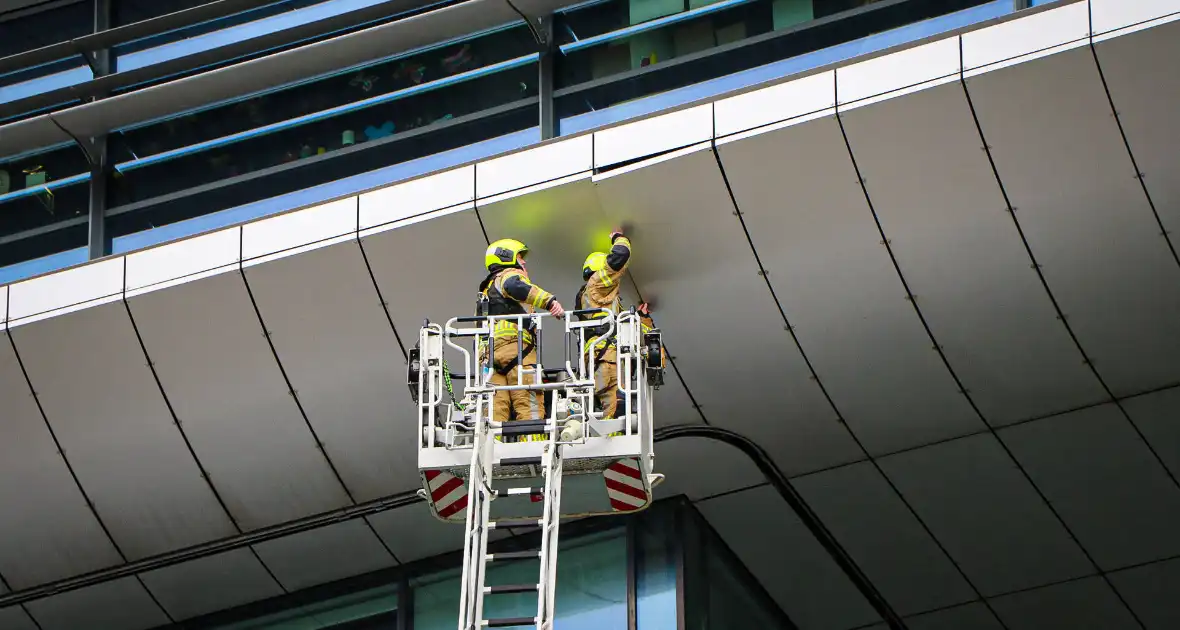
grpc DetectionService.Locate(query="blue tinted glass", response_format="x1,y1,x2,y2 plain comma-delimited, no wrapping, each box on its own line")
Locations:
636,506,679,630
555,0,999,127
0,144,91,275
412,529,627,629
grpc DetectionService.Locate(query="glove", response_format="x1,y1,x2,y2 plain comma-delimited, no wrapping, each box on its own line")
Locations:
610,228,624,243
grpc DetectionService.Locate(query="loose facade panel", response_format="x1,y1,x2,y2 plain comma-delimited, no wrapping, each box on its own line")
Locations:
593,145,862,476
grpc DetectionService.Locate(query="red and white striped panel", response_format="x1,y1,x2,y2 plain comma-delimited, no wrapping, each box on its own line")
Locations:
604,458,648,512
424,469,468,520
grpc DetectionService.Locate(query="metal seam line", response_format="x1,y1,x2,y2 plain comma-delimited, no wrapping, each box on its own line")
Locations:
956,43,1148,629
712,126,914,630
4,327,131,563
0,425,877,615
237,262,359,506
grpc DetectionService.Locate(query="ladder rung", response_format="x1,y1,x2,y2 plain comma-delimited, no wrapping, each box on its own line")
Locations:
499,456,542,467
499,487,542,497
484,617,538,627
486,550,540,562
490,518,542,529
485,583,538,595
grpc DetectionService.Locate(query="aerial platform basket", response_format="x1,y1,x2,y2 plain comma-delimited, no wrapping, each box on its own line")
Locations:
408,308,666,523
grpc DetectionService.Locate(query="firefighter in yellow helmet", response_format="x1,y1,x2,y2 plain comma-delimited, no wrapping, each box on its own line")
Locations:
573,228,644,420
479,239,565,437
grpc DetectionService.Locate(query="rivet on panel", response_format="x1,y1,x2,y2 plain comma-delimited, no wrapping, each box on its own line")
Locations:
879,239,891,246
904,295,914,302
1030,263,1042,270
1135,172,1145,180
808,374,818,382
757,270,768,277
958,388,970,395
732,210,743,216
783,325,794,332
289,389,299,397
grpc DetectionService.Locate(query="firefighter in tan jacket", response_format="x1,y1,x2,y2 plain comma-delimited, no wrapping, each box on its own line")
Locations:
479,239,564,435
573,229,654,420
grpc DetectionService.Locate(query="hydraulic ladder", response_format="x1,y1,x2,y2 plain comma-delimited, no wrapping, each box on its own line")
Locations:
410,308,666,630
457,413,563,630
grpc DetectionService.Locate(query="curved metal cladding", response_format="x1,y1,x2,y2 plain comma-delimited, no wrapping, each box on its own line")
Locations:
1,2,1180,628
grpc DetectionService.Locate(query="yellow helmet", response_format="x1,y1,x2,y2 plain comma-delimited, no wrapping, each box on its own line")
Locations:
486,238,529,271
582,252,607,280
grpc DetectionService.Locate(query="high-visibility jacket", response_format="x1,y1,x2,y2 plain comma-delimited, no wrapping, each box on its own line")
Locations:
479,267,556,345
575,235,632,362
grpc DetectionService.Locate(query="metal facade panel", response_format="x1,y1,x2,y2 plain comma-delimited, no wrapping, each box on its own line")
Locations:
24,578,169,630
966,48,1180,396
7,257,124,322
717,114,981,455
359,166,474,231
793,462,975,615
654,436,763,501
961,1,1090,71
990,577,1140,630
0,334,123,588
9,303,237,559
592,105,713,168
1093,20,1180,251
253,520,396,591
838,82,1105,425
125,272,352,530
905,603,1004,630
713,71,835,138
698,485,881,630
0,607,38,630
139,549,282,621
359,203,487,431
593,146,862,475
475,135,593,199
878,434,1091,596
367,504,508,564
1109,557,1180,630
361,206,487,350
241,197,358,261
837,38,961,106
124,228,241,293
1122,387,1180,479
242,241,410,501
999,404,1180,569
1091,0,1180,35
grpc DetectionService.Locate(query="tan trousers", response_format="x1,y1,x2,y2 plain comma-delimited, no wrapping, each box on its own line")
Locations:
486,338,546,441
595,360,619,419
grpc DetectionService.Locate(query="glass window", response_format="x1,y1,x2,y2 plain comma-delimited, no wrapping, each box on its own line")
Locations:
0,1,93,111
111,0,332,62
0,1,92,59
554,0,995,122
680,500,790,629
412,528,628,629
0,144,92,272
636,502,681,630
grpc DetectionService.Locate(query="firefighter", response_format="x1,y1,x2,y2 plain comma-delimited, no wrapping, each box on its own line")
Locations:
479,239,564,439
574,229,634,420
